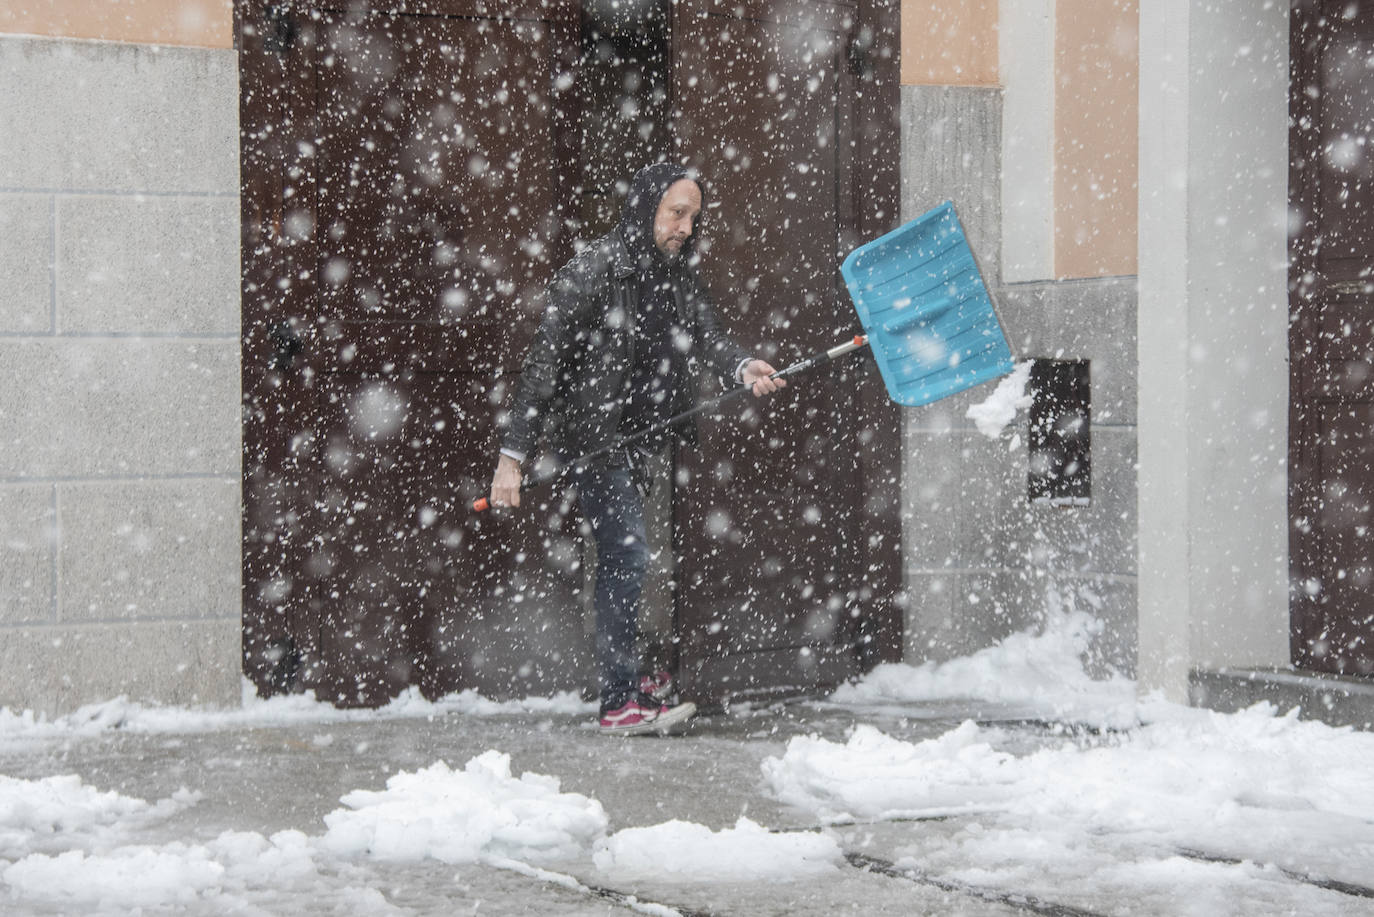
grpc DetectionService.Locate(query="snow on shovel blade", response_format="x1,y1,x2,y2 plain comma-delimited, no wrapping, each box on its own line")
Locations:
841,201,1014,407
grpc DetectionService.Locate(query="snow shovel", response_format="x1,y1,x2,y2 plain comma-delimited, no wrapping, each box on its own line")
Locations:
472,335,871,512
473,201,1013,511
840,200,1014,407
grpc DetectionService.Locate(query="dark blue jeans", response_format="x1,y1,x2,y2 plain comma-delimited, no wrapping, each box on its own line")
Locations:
570,460,649,711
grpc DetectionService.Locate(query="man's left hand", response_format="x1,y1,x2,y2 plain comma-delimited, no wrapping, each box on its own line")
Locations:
742,359,787,398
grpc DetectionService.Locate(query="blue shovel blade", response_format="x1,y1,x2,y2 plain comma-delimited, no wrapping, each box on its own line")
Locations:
841,202,1014,407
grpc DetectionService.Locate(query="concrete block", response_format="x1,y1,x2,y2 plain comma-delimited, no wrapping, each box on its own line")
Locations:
897,278,1138,437
909,569,1040,663
1024,428,1138,578
58,478,240,623
58,195,239,335
998,277,1138,426
959,569,1042,651
957,431,1028,572
901,570,957,663
0,484,55,625
900,84,1003,283
0,618,241,717
0,338,241,478
896,83,1140,675
901,428,963,569
0,35,238,193
1191,667,1374,730
903,398,964,435
907,425,1029,573
905,567,1136,677
0,194,52,333
1067,575,1138,679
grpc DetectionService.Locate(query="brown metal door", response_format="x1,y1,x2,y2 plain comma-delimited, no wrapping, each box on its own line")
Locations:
670,0,902,700
238,0,587,705
1290,0,1374,675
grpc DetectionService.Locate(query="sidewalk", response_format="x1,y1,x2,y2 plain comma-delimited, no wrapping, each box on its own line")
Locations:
0,698,1020,915
3,690,1372,916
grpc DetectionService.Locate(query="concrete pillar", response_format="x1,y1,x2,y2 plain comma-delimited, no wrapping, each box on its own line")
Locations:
1136,0,1290,700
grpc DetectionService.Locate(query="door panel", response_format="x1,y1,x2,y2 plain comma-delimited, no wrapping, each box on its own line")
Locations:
313,9,556,369
1310,403,1374,672
287,372,589,705
1290,0,1374,674
239,0,900,706
239,0,586,703
671,1,871,698
1316,31,1374,286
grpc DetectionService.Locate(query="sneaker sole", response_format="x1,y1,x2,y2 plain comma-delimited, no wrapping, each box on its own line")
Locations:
599,701,697,737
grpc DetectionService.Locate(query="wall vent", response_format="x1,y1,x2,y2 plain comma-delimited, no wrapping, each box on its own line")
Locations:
1028,359,1091,506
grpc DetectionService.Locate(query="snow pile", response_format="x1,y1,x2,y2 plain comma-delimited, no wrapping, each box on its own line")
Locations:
0,774,197,858
3,831,318,911
5,844,230,909
321,751,607,866
0,684,594,750
828,610,1136,728
321,753,845,885
761,722,1019,823
966,360,1032,439
762,702,1374,871
0,829,402,915
903,704,1374,907
1,752,614,911
0,774,358,914
594,817,841,881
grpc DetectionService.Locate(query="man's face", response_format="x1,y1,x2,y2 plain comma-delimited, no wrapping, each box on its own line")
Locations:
653,179,702,258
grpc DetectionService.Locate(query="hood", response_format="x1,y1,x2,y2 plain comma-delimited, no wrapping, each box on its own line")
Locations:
618,162,703,263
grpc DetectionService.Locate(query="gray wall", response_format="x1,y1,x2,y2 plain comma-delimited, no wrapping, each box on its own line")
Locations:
898,85,1139,676
0,35,242,715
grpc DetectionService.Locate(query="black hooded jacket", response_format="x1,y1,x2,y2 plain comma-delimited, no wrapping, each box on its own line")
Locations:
499,164,751,463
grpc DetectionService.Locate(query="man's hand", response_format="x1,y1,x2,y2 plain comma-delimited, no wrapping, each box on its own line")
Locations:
742,359,787,398
490,454,523,508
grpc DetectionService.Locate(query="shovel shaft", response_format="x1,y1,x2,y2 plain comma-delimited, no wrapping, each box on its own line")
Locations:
473,335,869,512
777,335,869,378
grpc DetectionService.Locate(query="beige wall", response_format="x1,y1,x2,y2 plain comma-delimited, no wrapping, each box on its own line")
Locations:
1054,0,1138,278
901,0,999,87
0,0,232,48
901,0,1138,279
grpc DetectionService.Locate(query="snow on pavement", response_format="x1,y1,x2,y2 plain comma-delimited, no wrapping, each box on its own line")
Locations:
0,683,594,751
2,829,340,914
0,774,198,860
0,691,842,914
320,752,608,865
0,747,841,914
764,701,1374,859
827,607,1138,728
767,612,1374,912
593,817,841,881
2,612,1373,915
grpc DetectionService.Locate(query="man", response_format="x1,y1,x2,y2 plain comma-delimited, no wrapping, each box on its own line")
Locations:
489,162,785,736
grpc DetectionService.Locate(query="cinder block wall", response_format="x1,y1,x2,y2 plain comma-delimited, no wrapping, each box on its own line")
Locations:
0,35,242,715
898,85,1139,676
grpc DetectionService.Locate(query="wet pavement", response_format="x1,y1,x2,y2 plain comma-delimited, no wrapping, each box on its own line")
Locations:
1,699,1370,916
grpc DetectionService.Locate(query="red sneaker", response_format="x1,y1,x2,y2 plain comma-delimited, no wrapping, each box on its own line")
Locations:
638,670,676,703
598,694,696,736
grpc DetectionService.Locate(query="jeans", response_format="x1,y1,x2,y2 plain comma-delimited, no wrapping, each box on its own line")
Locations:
570,459,649,711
